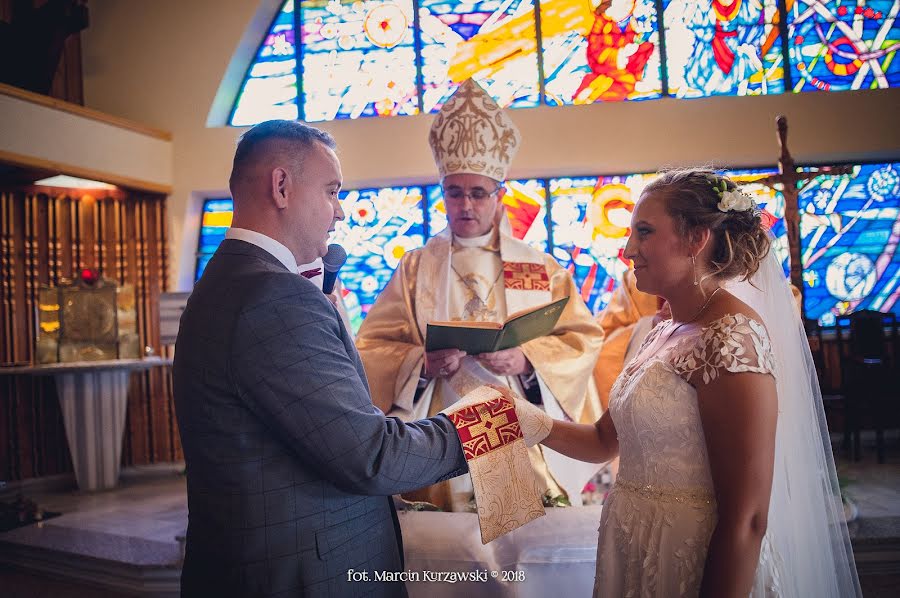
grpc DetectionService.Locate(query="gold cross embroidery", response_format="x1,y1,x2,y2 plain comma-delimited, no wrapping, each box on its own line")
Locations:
466,403,510,449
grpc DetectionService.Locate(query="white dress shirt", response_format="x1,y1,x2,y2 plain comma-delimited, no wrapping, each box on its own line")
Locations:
225,228,298,273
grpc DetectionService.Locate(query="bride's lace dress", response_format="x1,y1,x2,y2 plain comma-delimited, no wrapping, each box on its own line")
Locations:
594,313,785,597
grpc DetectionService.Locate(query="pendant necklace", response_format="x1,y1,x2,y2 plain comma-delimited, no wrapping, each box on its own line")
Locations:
663,286,723,343
450,262,504,321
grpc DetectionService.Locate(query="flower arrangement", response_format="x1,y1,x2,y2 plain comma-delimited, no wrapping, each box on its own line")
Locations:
712,179,755,213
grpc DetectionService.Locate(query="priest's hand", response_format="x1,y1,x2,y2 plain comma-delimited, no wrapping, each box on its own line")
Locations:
424,348,467,379
476,347,532,377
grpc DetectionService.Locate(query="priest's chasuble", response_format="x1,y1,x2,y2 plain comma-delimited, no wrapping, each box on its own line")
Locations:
356,227,605,511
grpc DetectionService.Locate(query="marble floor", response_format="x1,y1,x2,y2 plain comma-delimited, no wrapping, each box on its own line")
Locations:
1,436,899,597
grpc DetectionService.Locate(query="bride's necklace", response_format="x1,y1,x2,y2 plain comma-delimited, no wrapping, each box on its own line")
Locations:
663,286,723,342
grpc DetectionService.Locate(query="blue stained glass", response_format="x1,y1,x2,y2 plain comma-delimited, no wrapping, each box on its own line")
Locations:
329,186,426,326
798,163,900,325
425,179,549,251
663,0,785,98
230,1,299,126
548,173,654,313
300,0,419,122
196,198,234,281
418,0,541,112
540,0,662,105
788,0,900,92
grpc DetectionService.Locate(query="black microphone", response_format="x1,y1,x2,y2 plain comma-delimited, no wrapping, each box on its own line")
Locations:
322,243,347,295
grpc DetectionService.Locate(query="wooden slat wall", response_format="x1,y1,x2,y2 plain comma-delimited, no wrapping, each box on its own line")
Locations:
0,187,180,482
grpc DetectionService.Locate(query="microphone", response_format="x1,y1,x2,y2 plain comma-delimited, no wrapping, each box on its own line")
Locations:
322,243,347,295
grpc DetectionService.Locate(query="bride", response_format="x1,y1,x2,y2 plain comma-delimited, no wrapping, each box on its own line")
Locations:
522,169,861,596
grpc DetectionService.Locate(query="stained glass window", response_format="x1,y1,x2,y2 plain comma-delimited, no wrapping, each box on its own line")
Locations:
663,0,785,98
229,1,899,126
726,168,789,272
548,173,654,312
329,185,427,328
299,0,419,122
787,0,900,92
799,162,900,325
195,163,900,329
425,179,549,251
196,199,234,281
541,0,662,105
418,0,541,112
230,1,299,126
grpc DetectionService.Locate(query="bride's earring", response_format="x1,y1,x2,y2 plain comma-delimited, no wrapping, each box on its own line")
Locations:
690,254,699,286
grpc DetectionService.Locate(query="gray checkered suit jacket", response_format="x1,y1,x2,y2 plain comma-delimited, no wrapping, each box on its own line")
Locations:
174,239,468,597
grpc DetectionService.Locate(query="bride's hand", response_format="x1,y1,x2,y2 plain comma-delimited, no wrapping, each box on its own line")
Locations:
510,395,553,447
480,384,551,446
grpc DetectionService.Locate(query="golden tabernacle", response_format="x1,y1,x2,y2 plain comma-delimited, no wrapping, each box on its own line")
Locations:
36,268,140,364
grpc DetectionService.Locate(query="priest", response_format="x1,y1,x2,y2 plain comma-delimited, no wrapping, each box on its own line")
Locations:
356,80,605,511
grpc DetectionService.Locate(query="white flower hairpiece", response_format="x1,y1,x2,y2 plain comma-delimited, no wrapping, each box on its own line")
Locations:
711,179,755,213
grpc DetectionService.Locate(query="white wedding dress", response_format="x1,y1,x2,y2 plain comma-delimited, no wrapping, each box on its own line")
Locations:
594,313,784,597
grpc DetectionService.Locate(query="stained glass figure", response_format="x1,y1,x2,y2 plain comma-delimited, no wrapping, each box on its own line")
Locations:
541,0,662,105
788,0,900,92
196,199,234,281
663,0,785,97
418,0,541,112
230,1,299,126
549,173,653,312
426,179,549,251
300,0,419,121
329,185,427,326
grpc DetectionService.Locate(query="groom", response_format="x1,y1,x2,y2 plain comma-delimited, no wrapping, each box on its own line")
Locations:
174,120,471,597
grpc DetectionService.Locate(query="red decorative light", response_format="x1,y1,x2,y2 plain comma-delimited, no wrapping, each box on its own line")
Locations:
80,268,100,285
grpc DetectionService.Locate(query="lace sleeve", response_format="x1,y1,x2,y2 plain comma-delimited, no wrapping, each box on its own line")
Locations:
671,314,776,386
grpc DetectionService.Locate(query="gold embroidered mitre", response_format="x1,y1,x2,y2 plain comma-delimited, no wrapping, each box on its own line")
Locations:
428,79,522,181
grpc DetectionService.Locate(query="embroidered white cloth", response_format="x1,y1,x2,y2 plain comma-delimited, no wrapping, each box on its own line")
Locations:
596,313,784,597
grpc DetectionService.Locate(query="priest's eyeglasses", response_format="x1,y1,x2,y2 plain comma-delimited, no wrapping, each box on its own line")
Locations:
442,184,503,204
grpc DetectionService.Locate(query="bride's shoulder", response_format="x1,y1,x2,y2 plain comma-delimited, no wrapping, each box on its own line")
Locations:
670,297,776,384
700,292,769,340
704,292,765,328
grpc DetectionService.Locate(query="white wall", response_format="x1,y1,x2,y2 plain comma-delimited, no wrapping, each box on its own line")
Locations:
0,93,172,191
81,0,900,290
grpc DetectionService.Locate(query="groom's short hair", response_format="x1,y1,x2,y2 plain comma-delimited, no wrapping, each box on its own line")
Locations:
228,120,336,193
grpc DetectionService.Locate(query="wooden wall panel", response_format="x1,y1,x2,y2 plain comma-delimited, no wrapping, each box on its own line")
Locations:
0,187,178,482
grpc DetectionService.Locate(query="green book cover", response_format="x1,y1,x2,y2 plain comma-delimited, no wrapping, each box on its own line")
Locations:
425,296,569,354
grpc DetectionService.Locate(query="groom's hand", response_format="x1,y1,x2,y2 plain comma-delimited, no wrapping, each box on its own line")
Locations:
440,384,553,447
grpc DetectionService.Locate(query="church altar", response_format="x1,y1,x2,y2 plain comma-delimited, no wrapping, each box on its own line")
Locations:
399,505,602,597
0,357,170,491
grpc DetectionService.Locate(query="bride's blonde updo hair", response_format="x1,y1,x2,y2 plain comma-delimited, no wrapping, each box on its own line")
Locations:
643,168,771,282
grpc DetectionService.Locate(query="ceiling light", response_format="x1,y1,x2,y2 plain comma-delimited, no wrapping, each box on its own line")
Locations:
34,175,117,190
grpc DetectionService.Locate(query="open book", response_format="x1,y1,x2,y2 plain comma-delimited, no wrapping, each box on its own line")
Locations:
425,297,569,354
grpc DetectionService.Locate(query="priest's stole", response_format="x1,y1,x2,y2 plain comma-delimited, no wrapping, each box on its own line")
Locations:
443,385,545,543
